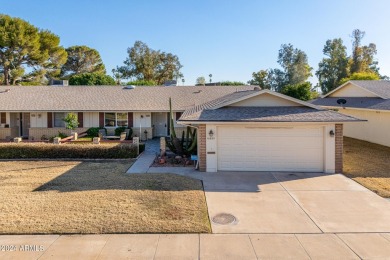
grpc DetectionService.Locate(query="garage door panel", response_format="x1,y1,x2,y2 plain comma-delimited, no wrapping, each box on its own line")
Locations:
217,126,324,172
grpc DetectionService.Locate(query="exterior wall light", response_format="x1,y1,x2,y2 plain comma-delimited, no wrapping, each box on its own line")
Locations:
209,129,214,138
329,130,335,137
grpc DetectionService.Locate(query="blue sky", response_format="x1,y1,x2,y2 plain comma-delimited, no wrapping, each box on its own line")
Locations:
3,0,390,85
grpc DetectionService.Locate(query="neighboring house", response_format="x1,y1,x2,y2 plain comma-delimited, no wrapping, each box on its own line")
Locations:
178,88,360,173
312,80,390,147
0,85,253,141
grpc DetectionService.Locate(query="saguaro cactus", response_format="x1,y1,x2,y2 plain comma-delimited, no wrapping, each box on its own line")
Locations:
166,97,197,156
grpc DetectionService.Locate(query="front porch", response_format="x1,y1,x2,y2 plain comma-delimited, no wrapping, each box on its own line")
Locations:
0,111,187,141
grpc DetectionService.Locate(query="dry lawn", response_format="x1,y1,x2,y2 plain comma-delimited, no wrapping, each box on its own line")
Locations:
0,160,210,234
344,137,390,198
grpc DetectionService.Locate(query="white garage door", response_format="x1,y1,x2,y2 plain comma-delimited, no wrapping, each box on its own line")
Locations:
217,126,324,172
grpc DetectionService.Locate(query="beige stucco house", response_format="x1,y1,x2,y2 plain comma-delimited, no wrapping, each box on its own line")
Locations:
0,84,361,173
178,88,360,173
312,80,390,147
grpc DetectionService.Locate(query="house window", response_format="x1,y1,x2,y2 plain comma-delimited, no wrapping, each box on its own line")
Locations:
53,112,66,127
105,112,128,127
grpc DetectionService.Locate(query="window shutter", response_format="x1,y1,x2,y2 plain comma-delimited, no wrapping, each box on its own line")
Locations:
99,112,104,128
0,113,6,124
47,112,53,128
78,112,83,128
128,112,133,127
176,112,182,120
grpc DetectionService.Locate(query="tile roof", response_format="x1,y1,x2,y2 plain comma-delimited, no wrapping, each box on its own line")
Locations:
311,97,390,111
0,85,254,112
179,90,362,123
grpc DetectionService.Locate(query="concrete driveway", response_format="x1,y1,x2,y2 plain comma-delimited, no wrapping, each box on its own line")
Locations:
203,172,390,233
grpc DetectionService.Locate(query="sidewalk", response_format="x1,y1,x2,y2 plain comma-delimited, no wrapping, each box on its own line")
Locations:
1,233,390,259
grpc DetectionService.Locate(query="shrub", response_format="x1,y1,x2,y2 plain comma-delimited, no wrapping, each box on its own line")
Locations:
0,143,142,159
115,127,127,136
86,127,105,137
57,132,68,139
127,127,133,140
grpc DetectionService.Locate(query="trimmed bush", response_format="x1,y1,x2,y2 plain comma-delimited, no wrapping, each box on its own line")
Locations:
0,143,144,159
86,127,105,137
115,127,127,136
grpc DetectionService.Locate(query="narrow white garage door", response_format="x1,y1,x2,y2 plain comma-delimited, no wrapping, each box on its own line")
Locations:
217,126,324,172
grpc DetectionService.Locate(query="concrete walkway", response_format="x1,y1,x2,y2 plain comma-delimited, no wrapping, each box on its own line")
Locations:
126,138,200,176
126,139,159,174
1,233,390,259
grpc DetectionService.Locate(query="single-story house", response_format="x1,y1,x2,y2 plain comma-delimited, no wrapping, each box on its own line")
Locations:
311,80,390,147
0,85,253,140
0,84,361,173
178,88,360,173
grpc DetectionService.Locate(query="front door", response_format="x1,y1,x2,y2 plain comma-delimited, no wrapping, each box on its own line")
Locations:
21,113,30,138
153,112,167,136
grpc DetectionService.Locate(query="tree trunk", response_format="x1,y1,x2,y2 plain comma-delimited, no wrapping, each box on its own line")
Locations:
3,67,10,85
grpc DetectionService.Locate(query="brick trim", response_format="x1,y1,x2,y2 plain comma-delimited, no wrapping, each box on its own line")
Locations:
335,124,343,173
198,124,206,172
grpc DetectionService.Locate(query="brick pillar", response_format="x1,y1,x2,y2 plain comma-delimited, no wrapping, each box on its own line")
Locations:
198,124,207,172
335,124,343,173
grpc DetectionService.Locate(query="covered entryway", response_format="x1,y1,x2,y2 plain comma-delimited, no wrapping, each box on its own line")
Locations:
20,112,30,138
217,126,324,172
152,112,168,137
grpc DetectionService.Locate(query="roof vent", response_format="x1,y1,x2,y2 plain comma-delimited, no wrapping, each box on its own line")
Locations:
123,85,136,90
254,86,261,91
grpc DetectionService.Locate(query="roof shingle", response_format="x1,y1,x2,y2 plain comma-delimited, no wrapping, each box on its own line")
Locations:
0,85,254,112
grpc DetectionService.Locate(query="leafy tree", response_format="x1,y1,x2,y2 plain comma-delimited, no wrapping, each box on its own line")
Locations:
61,45,105,78
339,72,380,85
126,79,157,86
281,82,313,101
277,44,312,87
350,29,379,74
69,73,116,85
0,14,67,85
316,38,349,94
196,76,206,86
247,70,271,89
249,44,311,92
63,113,79,130
114,41,183,85
220,81,245,86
